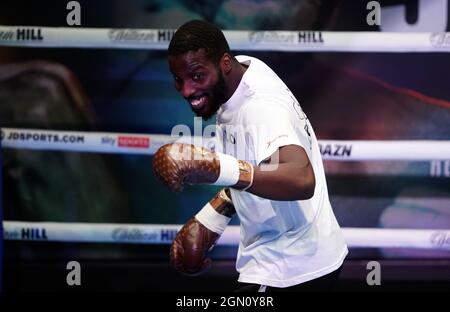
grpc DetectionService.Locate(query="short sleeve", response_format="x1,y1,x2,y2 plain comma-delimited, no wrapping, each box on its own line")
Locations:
242,100,311,165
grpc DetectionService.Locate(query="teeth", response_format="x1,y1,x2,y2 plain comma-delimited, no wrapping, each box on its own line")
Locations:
191,96,205,107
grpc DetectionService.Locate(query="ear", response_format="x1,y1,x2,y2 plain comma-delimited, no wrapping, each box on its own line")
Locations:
220,53,233,75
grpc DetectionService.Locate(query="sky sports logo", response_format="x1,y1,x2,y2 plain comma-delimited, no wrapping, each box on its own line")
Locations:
118,136,150,148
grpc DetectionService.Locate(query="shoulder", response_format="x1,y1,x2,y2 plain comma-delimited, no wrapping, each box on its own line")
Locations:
239,56,291,102
241,97,293,126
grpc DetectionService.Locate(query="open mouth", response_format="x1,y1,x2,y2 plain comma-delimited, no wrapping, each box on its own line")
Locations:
189,94,208,111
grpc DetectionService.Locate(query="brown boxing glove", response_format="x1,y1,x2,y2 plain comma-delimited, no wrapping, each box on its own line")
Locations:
170,188,235,275
153,143,253,192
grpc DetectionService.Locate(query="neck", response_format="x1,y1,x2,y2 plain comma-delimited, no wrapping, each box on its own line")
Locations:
224,60,247,102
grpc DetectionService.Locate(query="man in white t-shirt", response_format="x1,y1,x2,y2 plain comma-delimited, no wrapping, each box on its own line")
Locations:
153,20,348,291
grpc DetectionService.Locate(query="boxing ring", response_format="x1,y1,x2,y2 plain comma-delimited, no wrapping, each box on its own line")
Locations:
1,28,450,257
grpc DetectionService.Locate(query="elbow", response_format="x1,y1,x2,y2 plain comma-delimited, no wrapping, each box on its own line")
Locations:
294,171,315,200
305,179,315,200
301,177,315,200
304,164,316,200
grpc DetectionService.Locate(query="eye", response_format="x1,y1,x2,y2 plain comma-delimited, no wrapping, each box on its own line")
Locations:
192,73,203,82
173,76,182,85
173,76,182,90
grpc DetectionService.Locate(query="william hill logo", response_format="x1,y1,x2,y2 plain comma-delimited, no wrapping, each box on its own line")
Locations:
297,31,323,44
160,229,177,242
157,29,176,42
16,28,43,41
21,227,48,240
107,29,175,43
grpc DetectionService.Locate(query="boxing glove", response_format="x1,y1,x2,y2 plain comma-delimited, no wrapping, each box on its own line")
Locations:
170,188,235,275
153,143,253,192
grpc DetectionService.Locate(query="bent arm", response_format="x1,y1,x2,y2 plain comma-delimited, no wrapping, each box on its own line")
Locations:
247,145,315,201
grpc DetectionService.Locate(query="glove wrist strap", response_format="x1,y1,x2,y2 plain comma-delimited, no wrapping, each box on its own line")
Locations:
212,152,254,191
195,203,231,235
209,188,235,217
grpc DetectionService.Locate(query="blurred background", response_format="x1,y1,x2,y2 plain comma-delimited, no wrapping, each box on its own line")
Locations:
0,0,449,292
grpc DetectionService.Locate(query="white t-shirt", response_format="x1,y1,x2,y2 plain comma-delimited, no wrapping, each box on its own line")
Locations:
215,55,348,288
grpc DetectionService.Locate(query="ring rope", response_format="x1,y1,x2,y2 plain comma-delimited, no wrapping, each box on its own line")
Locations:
3,221,450,250
1,127,450,161
0,26,449,52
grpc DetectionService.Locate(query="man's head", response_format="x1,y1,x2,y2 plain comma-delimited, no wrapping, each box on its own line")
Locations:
168,20,233,120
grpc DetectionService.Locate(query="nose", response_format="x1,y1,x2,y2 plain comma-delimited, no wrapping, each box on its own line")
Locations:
180,82,195,99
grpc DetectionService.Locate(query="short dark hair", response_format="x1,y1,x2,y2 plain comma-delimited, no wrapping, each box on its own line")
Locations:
168,20,231,64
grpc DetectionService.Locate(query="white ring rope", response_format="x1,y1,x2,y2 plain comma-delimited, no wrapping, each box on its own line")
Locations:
0,26,449,52
3,221,450,250
1,127,450,161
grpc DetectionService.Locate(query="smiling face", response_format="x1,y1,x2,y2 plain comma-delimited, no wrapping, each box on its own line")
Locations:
169,48,228,120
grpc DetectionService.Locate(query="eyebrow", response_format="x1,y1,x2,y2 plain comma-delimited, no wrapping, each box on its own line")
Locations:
188,63,205,71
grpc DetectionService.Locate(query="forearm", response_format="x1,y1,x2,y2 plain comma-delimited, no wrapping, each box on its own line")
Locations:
247,162,315,201
153,143,315,201
171,188,235,275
